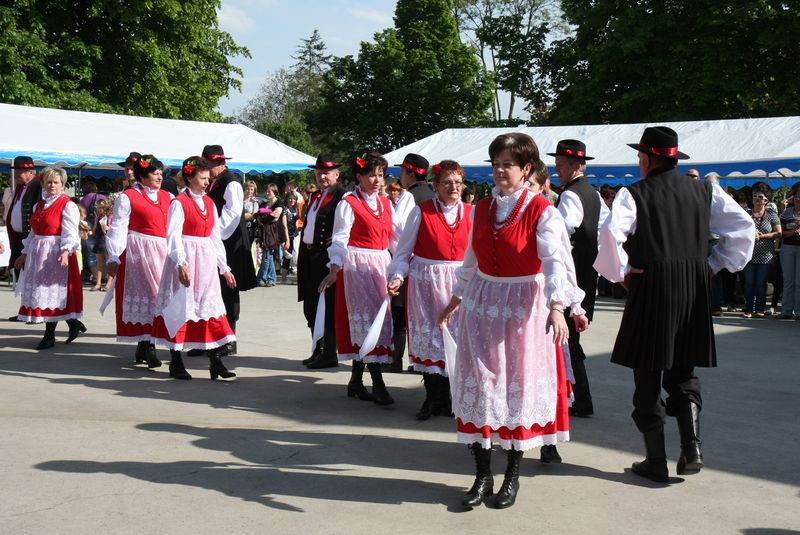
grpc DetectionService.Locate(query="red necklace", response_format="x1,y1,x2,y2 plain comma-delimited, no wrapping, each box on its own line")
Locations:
488,188,528,235
434,197,462,233
185,190,209,221
137,184,161,206
355,189,384,221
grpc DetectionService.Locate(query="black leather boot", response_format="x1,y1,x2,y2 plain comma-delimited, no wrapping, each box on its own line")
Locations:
462,444,493,507
383,332,405,373
431,374,453,417
568,358,594,417
169,350,192,380
631,428,669,482
540,444,562,464
308,328,338,369
676,402,703,475
135,341,148,364
303,339,323,366
347,361,373,400
146,343,161,368
209,350,236,380
368,362,394,405
416,373,435,420
65,319,86,343
36,322,57,350
494,449,523,508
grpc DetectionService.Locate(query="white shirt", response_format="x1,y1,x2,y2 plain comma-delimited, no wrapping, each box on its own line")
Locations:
10,182,42,233
21,194,80,253
213,179,244,241
327,189,399,267
106,184,173,264
392,189,416,236
388,199,462,280
302,190,329,245
556,183,611,237
594,183,756,282
166,191,230,274
453,186,586,314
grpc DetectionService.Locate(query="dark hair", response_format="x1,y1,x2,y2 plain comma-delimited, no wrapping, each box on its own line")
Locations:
181,156,212,178
488,132,541,171
751,182,771,196
600,184,615,200
133,154,164,180
461,187,474,202
431,160,464,182
530,160,549,187
82,179,98,193
351,150,388,177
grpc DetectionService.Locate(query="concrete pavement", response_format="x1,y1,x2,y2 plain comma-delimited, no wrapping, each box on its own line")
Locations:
0,284,798,534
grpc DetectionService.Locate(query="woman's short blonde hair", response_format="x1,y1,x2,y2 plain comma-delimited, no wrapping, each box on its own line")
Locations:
40,166,68,186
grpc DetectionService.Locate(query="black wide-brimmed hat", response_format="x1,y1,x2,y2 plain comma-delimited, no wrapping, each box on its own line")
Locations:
628,126,689,160
117,151,142,167
202,144,232,161
547,139,594,160
395,153,429,175
308,154,341,170
11,156,35,169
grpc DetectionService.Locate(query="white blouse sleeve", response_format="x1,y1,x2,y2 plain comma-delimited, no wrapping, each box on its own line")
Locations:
388,205,422,280
105,193,132,264
594,187,637,282
452,208,478,298
166,200,187,267
708,183,756,273
212,212,231,274
392,191,416,236
327,196,355,268
219,181,244,240
537,206,586,314
59,201,80,253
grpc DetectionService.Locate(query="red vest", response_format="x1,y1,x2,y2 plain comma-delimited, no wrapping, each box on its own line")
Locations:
124,187,170,237
176,192,215,238
30,194,70,236
413,200,472,261
472,193,549,277
343,193,392,250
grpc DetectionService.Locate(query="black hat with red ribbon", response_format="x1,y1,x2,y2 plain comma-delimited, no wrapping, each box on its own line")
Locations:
117,151,142,167
11,155,35,169
628,126,689,160
395,153,429,176
308,154,341,170
547,139,594,160
201,144,232,161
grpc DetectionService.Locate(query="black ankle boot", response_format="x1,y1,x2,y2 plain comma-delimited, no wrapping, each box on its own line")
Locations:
169,350,192,380
540,444,562,464
303,340,323,365
209,350,236,380
676,402,703,475
568,358,594,417
146,343,161,368
346,360,373,400
494,449,523,508
632,428,669,482
65,319,86,344
36,322,57,350
135,341,148,364
462,444,493,507
368,362,394,405
416,373,436,420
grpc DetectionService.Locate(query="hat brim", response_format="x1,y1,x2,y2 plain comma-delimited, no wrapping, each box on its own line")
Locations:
546,152,595,160
308,164,341,170
627,143,689,160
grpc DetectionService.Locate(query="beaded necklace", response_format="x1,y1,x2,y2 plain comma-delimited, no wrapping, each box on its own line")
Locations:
185,189,209,221
488,188,529,235
354,188,384,221
433,197,462,233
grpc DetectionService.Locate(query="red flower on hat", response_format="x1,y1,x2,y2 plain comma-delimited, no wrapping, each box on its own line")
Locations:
431,164,442,175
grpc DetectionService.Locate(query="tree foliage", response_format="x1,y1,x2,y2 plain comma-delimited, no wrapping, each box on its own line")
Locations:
0,0,249,121
307,0,494,153
545,1,800,124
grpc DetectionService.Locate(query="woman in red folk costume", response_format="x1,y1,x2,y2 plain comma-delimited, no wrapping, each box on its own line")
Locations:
104,154,171,368
439,133,588,509
387,160,472,420
15,167,85,349
319,151,398,405
150,157,237,380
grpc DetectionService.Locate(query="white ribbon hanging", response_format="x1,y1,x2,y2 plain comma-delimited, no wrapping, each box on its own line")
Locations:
98,276,116,315
311,291,326,351
358,295,391,358
162,285,189,337
13,267,25,298
442,324,458,399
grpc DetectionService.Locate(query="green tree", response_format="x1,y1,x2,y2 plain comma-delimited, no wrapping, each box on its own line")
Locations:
0,0,249,121
307,0,494,153
545,1,800,124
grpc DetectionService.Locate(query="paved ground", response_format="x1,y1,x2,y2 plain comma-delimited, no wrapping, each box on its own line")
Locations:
0,283,798,534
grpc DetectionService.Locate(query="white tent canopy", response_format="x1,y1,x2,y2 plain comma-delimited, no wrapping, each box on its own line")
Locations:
385,117,800,187
0,103,315,175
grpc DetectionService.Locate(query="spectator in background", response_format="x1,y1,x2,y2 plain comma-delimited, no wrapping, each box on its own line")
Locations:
779,182,800,319
79,179,105,287
461,187,475,205
388,181,403,207
281,192,300,282
599,185,616,209
90,198,113,291
256,183,284,287
686,169,700,180
743,184,781,318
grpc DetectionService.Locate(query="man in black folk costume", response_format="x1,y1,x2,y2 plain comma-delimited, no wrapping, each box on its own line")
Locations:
594,127,754,482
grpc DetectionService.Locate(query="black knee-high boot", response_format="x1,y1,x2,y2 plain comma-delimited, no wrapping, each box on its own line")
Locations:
632,427,669,482
494,448,523,509
146,342,161,369
416,373,436,420
368,362,394,405
65,318,86,343
169,350,192,380
347,360,373,401
36,321,57,350
135,341,149,364
432,374,453,416
676,402,703,475
462,443,493,507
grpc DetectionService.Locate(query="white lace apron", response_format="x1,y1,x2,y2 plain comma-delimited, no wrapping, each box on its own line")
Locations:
122,231,168,325
18,236,68,310
342,246,392,348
